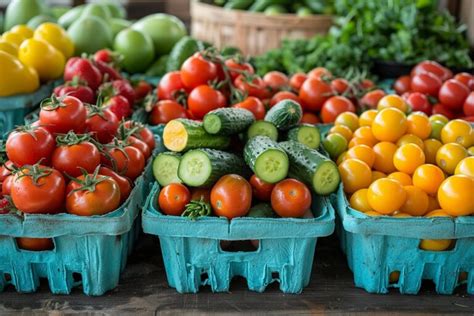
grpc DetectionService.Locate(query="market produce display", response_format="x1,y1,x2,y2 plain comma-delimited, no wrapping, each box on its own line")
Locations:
210,0,334,16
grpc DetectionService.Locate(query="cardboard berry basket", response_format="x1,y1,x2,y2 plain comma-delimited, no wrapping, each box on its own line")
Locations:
142,182,335,294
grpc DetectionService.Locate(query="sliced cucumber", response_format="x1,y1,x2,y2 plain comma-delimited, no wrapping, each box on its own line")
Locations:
178,148,246,188
244,136,289,184
287,124,321,149
280,140,340,195
247,121,278,141
203,107,255,135
153,152,182,186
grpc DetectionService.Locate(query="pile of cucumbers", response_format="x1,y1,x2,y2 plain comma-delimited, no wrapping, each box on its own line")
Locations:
211,0,334,16
154,100,340,196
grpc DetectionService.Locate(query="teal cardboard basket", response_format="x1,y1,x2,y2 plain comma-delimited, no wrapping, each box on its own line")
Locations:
334,185,474,295
0,138,159,296
142,182,335,294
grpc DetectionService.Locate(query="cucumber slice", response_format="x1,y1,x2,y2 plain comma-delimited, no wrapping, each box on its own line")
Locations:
203,107,255,135
153,152,182,186
247,121,278,141
287,124,321,149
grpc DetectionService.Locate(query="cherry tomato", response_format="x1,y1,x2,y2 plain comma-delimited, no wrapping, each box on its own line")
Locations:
410,72,442,97
39,95,87,134
360,79,375,90
158,183,191,216
224,59,254,81
250,174,275,201
405,92,431,115
0,161,14,183
133,80,152,101
438,79,470,111
411,60,452,82
359,89,386,109
105,145,145,180
104,95,131,120
2,175,13,195
432,103,457,120
157,71,187,101
269,91,300,108
66,173,121,216
321,96,356,123
454,72,474,90
52,138,101,177
299,77,334,112
150,100,188,125
271,178,312,218
16,238,54,251
394,75,411,95
300,112,320,124
232,96,266,120
308,67,332,80
234,75,270,99
191,187,210,203
6,126,55,166
263,71,289,91
128,136,151,160
464,92,474,116
180,54,218,90
331,78,349,95
188,85,227,120
85,106,119,144
11,164,66,214
123,121,156,151
99,167,132,203
289,72,307,92
211,174,252,219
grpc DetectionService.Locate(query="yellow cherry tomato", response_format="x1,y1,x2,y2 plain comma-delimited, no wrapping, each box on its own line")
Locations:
367,178,407,214
329,125,353,142
18,38,65,81
359,109,377,127
371,171,386,182
34,22,74,59
10,25,34,39
407,112,432,140
0,51,39,97
393,143,425,174
400,185,429,216
353,126,377,146
372,107,408,142
436,143,468,175
437,175,474,216
423,138,442,164
397,134,424,149
346,144,375,168
373,141,398,173
392,212,413,218
377,94,408,113
348,137,375,149
420,210,453,251
338,158,372,194
468,146,474,156
429,114,449,124
365,211,383,217
441,119,473,148
455,156,474,178
2,31,26,47
388,172,412,186
427,195,441,212
350,188,373,213
412,164,445,196
0,39,18,56
335,112,359,132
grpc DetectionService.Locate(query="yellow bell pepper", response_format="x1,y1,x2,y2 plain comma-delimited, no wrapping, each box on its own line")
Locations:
0,51,39,97
18,38,65,82
0,40,18,56
10,25,34,39
34,22,74,59
2,31,26,47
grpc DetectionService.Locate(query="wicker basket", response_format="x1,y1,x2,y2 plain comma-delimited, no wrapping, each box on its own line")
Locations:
191,0,333,56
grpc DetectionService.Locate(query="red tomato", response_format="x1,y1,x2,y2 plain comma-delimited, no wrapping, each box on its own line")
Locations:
461,116,474,122
411,60,453,81
464,92,474,116
66,173,121,216
394,75,411,95
180,54,218,90
211,174,252,219
289,72,307,92
158,183,191,216
39,96,87,134
188,85,227,119
232,96,266,120
104,95,131,120
11,165,66,214
6,126,55,166
99,167,132,203
85,105,119,144
263,71,289,91
123,121,156,151
127,135,151,160
360,79,375,90
158,71,187,101
191,187,210,203
52,137,100,177
2,175,13,196
454,72,474,90
269,91,300,108
321,96,356,123
299,77,334,112
0,161,14,183
224,59,254,81
438,79,470,111
271,179,312,218
359,89,386,109
300,112,320,124
234,75,270,99
105,145,145,180
432,103,457,120
150,100,188,125
410,72,442,97
405,92,431,115
331,78,350,95
308,67,332,79
16,237,54,251
133,80,152,101
250,174,275,201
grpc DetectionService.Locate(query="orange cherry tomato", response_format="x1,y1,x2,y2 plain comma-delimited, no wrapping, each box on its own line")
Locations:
388,172,412,186
335,112,359,132
393,143,425,174
407,112,432,140
372,107,407,142
329,125,353,142
271,178,312,218
367,178,407,214
400,185,429,216
437,175,474,216
338,158,372,194
346,145,376,168
211,174,252,219
158,183,191,216
359,109,378,127
455,156,474,178
371,171,386,182
372,141,398,173
16,237,54,251
436,143,468,174
412,164,445,196
350,188,373,213
396,134,424,149
250,174,275,201
423,138,442,164
377,94,409,113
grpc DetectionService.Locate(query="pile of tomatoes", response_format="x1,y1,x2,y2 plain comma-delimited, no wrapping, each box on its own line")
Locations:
148,50,379,125
393,60,474,120
323,93,473,251
0,94,155,250
158,175,313,220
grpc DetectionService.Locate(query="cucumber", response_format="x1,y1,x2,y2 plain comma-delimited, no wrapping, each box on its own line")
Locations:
247,121,278,141
220,46,242,57
287,124,321,149
244,136,289,184
249,0,290,12
163,119,230,152
178,148,246,187
264,100,302,131
279,140,340,195
153,152,181,186
248,203,276,218
224,0,254,10
166,36,204,72
146,55,169,77
203,108,255,135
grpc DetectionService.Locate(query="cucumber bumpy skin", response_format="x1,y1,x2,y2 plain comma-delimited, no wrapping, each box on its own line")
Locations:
264,99,303,131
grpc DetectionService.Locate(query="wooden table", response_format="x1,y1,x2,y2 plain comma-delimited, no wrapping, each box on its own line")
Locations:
0,235,472,315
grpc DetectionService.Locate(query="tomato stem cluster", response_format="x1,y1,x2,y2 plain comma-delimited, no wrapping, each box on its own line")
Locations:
182,199,211,220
